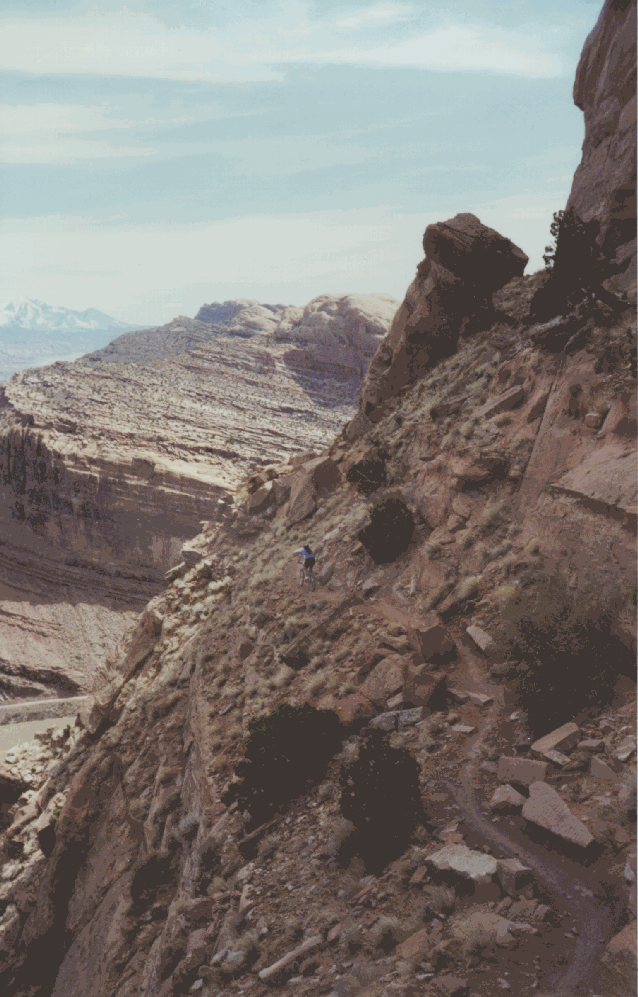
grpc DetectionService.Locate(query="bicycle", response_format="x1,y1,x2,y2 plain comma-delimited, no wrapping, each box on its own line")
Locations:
299,563,317,591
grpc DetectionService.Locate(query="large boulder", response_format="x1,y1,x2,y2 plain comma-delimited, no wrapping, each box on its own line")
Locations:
522,781,594,849
286,473,317,526
358,214,527,419
566,0,637,302
422,213,528,296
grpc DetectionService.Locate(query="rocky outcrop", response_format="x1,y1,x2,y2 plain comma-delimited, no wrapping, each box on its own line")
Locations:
359,214,527,420
567,0,637,301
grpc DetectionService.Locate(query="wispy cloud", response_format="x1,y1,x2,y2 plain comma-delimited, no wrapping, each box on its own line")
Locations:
335,4,412,29
1,7,567,81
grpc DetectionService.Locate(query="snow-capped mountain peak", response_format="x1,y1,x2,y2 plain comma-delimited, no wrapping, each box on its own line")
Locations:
0,299,140,333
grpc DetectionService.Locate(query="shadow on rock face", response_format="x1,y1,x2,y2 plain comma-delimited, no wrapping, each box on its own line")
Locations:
222,703,343,829
339,728,424,874
357,492,415,565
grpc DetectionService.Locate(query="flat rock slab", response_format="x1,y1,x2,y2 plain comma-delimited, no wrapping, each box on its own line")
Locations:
360,655,403,706
474,385,526,421
498,755,548,786
590,755,620,781
522,781,594,849
614,737,636,761
467,691,493,707
425,843,498,884
543,749,570,767
490,784,525,812
531,722,579,758
466,625,500,656
451,724,477,735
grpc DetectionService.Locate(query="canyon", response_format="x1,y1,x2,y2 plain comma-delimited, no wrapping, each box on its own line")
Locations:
0,293,397,699
0,2,634,996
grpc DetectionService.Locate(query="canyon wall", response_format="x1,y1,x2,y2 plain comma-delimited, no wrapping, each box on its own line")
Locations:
0,295,397,697
0,7,634,997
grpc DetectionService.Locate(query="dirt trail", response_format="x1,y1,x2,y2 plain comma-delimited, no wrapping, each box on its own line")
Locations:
445,663,620,997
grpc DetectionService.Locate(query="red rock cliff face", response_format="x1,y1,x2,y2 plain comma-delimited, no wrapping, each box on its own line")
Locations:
567,0,637,300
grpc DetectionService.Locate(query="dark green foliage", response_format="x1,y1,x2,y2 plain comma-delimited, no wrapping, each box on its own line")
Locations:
531,208,627,322
500,574,631,735
221,703,342,826
542,210,564,269
358,491,415,564
345,448,388,496
339,729,422,871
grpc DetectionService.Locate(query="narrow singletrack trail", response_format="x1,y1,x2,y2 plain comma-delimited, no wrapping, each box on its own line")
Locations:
446,674,620,997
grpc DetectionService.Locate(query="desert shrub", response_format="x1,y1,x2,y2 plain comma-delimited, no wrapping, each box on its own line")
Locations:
222,703,342,826
450,908,504,958
130,850,179,913
499,573,631,735
533,207,627,320
339,729,422,871
345,448,388,496
358,491,415,564
368,915,415,953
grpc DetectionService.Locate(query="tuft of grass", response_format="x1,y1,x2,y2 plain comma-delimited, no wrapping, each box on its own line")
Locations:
368,916,416,952
456,575,481,601
457,527,477,550
306,670,328,697
422,538,442,559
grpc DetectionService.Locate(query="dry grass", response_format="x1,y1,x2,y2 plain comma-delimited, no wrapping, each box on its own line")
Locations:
269,664,295,689
456,575,481,601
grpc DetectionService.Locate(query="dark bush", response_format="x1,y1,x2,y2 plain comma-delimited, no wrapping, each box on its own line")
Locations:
221,703,342,826
358,491,415,564
499,573,632,735
130,850,179,913
339,729,422,872
531,207,626,322
346,448,388,496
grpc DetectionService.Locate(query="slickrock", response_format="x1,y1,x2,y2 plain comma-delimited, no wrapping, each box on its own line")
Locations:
522,781,594,848
590,755,621,781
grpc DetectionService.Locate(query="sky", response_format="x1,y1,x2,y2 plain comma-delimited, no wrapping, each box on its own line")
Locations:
0,0,603,327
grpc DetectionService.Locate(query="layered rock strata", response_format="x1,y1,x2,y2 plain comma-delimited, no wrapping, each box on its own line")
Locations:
0,294,397,697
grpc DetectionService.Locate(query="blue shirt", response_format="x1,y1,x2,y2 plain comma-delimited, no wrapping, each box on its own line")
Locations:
299,549,314,560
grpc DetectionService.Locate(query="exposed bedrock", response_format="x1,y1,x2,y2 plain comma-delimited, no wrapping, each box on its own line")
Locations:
567,0,637,301
360,214,528,420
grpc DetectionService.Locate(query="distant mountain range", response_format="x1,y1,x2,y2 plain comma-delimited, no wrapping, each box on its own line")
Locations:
0,299,144,382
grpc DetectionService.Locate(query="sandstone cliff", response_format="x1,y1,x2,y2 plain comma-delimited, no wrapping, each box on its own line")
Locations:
567,0,637,301
0,7,635,997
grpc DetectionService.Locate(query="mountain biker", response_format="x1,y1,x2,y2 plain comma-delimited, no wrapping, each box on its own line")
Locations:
298,543,316,577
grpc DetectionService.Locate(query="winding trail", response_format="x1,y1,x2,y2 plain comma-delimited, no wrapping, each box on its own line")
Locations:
446,673,620,997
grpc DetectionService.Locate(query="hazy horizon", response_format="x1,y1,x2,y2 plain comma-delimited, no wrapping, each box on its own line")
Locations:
1,0,602,327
